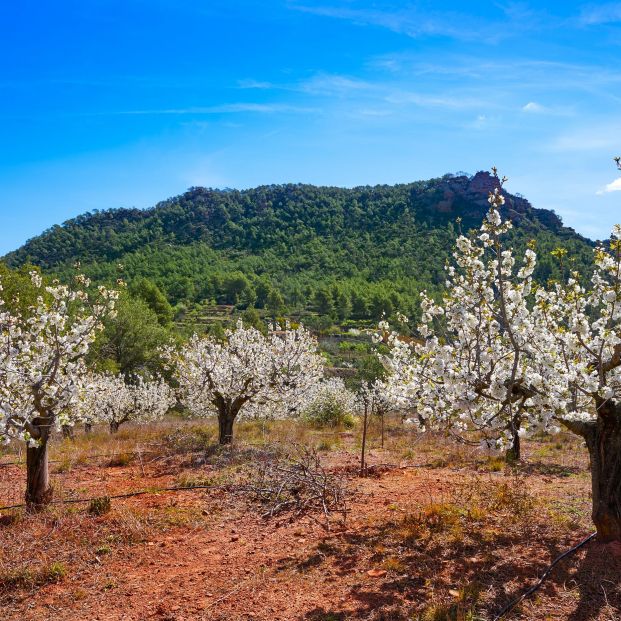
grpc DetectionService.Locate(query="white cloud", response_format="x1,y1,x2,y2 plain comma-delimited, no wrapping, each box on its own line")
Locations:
597,177,621,194
522,101,545,112
521,101,574,116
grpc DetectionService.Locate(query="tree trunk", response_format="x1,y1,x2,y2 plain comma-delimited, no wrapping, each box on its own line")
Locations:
62,425,74,440
84,422,93,434
25,417,53,509
360,403,369,476
109,421,120,434
505,429,521,462
218,409,236,445
505,414,521,463
584,407,621,542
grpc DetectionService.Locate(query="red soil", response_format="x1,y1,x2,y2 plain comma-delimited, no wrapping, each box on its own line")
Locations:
1,437,620,621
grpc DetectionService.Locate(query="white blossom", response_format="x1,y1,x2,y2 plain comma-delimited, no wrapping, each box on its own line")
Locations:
0,274,118,445
165,321,324,439
79,373,175,430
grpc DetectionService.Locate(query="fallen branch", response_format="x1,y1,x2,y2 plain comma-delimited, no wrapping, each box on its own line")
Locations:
0,449,349,524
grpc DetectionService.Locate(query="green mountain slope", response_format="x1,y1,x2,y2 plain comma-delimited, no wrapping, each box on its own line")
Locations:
4,172,594,323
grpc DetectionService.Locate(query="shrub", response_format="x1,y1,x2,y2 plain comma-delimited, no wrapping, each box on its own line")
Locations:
88,496,112,516
45,562,67,583
304,397,355,428
302,379,356,429
0,562,67,591
163,426,215,454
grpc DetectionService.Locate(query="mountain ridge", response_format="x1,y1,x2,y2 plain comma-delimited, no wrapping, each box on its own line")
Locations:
5,171,591,266
3,171,595,320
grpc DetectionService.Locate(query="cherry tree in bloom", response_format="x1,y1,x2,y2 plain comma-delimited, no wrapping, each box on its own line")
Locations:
383,163,621,540
368,379,393,448
532,226,621,538
382,177,543,460
0,272,118,507
305,377,357,412
80,373,175,433
168,321,323,444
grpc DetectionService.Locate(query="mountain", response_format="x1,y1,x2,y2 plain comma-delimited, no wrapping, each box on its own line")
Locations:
3,172,594,323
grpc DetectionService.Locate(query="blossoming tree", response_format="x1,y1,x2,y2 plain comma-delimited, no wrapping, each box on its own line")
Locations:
383,163,621,540
383,176,543,460
80,373,175,433
0,272,118,508
532,221,621,537
169,321,323,444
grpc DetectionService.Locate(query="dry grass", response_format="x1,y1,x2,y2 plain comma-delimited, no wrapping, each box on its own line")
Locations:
0,416,608,620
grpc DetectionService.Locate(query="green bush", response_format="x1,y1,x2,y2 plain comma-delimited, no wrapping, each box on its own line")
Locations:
303,393,355,429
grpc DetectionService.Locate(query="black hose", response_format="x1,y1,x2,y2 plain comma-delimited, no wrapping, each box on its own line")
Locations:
492,531,597,620
0,483,229,512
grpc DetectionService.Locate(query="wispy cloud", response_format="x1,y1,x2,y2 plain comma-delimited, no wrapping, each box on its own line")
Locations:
385,90,489,110
298,73,372,96
547,125,621,152
355,108,393,117
368,55,621,92
579,3,621,25
468,114,491,129
287,3,513,42
114,103,318,115
235,73,373,97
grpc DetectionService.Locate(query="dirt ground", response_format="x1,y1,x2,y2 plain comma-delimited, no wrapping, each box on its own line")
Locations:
1,420,619,621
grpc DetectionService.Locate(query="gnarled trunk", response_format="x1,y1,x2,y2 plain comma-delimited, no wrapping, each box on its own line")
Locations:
583,406,621,542
84,422,93,434
109,421,121,434
62,425,74,440
218,409,236,445
215,394,247,445
25,416,53,510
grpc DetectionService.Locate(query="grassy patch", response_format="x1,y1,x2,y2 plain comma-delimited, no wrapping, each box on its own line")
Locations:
0,561,67,591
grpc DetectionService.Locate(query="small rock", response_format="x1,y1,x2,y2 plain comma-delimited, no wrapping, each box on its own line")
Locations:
367,569,387,578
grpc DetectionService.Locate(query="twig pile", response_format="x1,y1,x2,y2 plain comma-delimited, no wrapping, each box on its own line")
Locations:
239,446,348,528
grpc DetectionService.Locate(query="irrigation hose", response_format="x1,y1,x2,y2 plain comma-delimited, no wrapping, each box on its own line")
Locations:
492,531,597,620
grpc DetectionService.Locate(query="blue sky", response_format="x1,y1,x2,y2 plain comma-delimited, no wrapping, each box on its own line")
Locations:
1,1,620,254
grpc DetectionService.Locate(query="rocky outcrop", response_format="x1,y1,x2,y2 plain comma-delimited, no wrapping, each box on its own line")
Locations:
424,171,572,236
